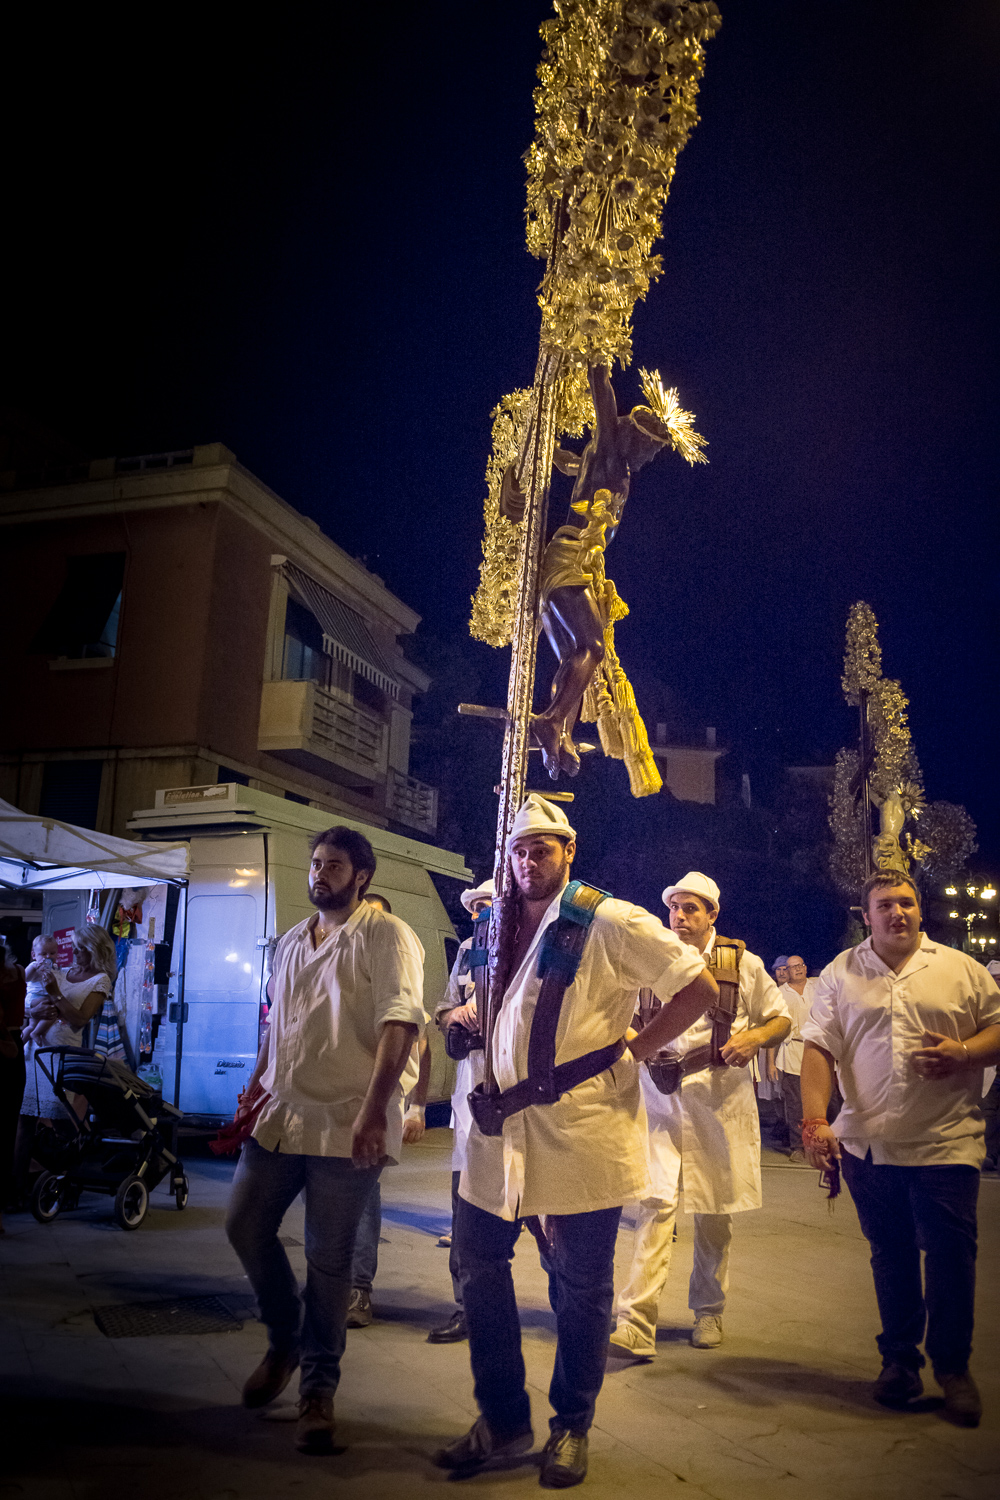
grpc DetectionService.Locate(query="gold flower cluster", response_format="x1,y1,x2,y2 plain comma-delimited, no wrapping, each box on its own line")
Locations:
841,601,882,703
469,388,535,647
528,0,722,369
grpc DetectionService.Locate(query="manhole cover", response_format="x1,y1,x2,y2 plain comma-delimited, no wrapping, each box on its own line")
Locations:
93,1295,244,1338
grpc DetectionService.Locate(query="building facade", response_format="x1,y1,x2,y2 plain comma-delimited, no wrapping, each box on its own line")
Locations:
1,443,439,838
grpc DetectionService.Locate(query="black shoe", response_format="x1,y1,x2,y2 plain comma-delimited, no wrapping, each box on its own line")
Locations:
873,1362,923,1408
346,1288,372,1328
938,1370,981,1427
431,1416,534,1474
242,1348,300,1408
539,1427,588,1489
427,1309,467,1344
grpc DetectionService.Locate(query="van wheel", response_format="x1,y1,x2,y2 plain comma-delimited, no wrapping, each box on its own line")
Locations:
30,1171,64,1223
114,1175,149,1230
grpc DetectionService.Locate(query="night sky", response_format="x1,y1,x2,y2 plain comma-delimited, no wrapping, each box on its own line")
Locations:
6,3,999,869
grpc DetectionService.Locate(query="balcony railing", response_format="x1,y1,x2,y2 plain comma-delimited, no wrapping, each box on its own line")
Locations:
259,679,387,783
388,770,438,836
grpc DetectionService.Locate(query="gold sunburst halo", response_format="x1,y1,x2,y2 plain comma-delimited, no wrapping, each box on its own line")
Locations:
638,368,708,465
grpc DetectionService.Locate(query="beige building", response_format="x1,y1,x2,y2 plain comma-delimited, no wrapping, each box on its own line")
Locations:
0,443,439,839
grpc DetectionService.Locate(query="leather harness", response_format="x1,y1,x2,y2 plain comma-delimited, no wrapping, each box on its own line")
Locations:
641,934,745,1095
464,880,623,1138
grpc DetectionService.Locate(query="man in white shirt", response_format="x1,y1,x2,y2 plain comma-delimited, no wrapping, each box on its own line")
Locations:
611,873,790,1358
776,954,816,1161
427,876,494,1345
801,871,1000,1427
432,796,717,1488
225,827,425,1454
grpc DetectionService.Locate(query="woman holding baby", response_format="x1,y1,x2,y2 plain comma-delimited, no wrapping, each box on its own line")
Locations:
12,925,117,1208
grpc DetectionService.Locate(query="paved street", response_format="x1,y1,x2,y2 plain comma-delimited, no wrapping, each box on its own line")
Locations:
1,1128,998,1500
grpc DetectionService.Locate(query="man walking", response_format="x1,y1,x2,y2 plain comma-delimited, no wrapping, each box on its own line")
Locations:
226,827,425,1453
428,876,494,1344
776,954,816,1160
433,797,718,1487
801,872,1000,1426
611,873,790,1357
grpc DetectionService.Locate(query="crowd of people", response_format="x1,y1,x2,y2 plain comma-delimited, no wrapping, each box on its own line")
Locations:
3,804,998,1489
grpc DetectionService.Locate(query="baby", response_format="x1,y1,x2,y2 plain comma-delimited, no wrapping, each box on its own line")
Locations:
22,935,64,1044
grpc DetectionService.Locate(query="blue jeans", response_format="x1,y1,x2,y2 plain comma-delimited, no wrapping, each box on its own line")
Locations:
455,1194,622,1437
226,1137,382,1396
841,1150,979,1377
350,1179,381,1290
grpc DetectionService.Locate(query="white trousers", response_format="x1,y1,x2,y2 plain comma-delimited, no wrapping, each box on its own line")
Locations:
615,1195,733,1346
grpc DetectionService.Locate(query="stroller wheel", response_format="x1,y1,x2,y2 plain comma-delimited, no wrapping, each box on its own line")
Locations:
114,1175,149,1231
174,1174,189,1211
30,1171,64,1224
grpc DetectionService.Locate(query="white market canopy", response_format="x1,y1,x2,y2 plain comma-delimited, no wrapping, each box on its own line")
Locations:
0,798,189,890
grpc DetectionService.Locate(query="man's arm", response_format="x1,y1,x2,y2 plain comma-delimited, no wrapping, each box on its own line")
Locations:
629,970,718,1062
244,1026,271,1097
800,1040,840,1168
589,363,619,435
911,1023,1000,1078
721,1013,791,1068
402,1035,431,1143
352,1020,420,1168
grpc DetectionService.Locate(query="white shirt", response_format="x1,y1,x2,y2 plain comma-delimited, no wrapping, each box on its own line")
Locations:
801,933,1000,1167
775,979,816,1075
255,902,426,1161
640,933,789,1215
460,892,707,1221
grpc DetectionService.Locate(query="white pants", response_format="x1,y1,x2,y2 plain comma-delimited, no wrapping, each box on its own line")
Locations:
615,1195,732,1346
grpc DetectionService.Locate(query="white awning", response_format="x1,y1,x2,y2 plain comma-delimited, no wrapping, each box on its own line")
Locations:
285,564,400,699
0,798,189,890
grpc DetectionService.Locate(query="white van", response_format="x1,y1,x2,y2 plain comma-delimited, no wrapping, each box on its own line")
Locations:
114,782,472,1122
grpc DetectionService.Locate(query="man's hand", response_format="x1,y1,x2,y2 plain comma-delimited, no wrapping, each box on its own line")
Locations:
351,1102,388,1168
910,1031,969,1080
803,1120,841,1171
448,1001,479,1032
402,1106,426,1144
720,1028,762,1068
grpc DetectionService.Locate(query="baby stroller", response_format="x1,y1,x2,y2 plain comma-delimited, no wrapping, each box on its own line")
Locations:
29,1047,189,1231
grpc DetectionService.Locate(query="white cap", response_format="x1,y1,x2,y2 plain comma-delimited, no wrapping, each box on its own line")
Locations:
460,878,495,913
507,793,577,849
987,960,1000,979
662,871,721,913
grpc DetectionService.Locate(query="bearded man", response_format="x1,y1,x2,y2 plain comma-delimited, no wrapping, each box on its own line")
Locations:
226,827,425,1455
432,796,718,1488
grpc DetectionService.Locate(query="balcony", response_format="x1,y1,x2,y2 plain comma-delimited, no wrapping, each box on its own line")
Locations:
259,679,387,786
388,770,438,837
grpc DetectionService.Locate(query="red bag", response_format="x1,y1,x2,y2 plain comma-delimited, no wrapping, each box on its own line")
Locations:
209,1081,269,1156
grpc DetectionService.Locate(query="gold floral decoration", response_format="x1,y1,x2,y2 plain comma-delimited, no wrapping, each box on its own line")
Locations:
841,601,882,703
528,0,722,370
471,0,719,646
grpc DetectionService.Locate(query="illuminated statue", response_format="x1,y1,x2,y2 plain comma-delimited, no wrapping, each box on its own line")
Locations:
501,365,678,777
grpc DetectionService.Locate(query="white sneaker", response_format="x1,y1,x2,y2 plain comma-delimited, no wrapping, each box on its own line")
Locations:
609,1322,656,1358
691,1314,723,1349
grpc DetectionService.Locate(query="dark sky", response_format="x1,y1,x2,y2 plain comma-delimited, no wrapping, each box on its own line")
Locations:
7,3,999,863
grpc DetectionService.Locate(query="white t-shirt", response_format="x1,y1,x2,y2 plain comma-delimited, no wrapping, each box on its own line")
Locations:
460,891,707,1220
801,934,1000,1167
255,901,426,1161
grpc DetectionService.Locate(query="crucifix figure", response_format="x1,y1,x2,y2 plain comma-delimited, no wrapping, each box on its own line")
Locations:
501,364,675,778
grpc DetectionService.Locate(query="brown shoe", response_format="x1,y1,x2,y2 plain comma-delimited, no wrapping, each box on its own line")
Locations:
242,1348,299,1408
296,1394,335,1453
938,1370,981,1428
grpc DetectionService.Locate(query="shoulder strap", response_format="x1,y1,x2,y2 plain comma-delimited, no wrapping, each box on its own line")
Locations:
526,881,610,1102
705,933,745,1064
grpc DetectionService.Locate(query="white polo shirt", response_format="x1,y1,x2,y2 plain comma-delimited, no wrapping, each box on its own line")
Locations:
460,892,707,1220
801,934,1000,1167
254,901,426,1161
